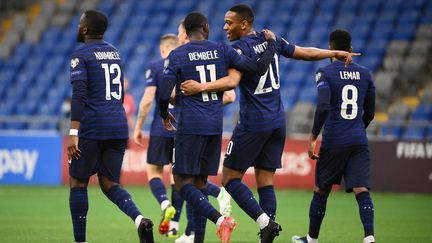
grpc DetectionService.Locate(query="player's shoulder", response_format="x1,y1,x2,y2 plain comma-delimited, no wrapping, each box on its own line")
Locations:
149,59,164,69
350,62,373,80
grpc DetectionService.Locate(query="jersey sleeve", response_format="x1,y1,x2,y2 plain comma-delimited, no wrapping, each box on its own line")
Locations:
311,70,331,136
277,36,296,58
70,53,87,83
224,41,276,75
69,53,88,122
362,72,376,128
158,54,179,119
145,63,157,87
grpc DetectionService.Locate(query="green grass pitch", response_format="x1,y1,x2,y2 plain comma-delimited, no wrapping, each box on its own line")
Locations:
0,186,431,242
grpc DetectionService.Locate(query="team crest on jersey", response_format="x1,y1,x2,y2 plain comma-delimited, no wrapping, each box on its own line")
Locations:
234,48,242,55
145,69,151,79
71,58,80,69
315,72,322,82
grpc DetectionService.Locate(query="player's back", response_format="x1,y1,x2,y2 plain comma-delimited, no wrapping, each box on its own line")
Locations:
318,61,374,148
167,40,232,135
146,59,176,137
233,32,295,132
70,40,128,139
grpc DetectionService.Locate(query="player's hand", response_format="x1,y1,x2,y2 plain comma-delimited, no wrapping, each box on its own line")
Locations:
181,80,203,96
335,51,361,67
133,129,143,146
67,135,81,161
162,112,177,131
308,135,319,160
262,29,276,41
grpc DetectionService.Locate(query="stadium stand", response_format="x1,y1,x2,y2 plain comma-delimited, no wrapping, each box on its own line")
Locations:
0,0,431,139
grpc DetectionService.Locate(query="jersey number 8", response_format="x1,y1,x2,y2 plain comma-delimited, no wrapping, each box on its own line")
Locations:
341,85,358,120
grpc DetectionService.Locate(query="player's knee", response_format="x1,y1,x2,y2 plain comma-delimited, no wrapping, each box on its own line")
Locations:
314,186,332,196
221,167,243,186
193,175,208,189
69,176,88,188
97,175,118,194
173,174,192,191
353,187,369,195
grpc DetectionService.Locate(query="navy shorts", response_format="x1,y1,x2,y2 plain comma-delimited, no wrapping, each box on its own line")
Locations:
69,138,127,183
223,126,286,172
173,134,221,176
147,136,174,166
315,144,371,192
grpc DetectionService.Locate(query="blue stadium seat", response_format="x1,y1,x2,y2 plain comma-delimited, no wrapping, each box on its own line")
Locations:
402,126,426,140
426,127,432,140
297,84,317,103
411,104,432,121
381,125,403,139
0,101,15,115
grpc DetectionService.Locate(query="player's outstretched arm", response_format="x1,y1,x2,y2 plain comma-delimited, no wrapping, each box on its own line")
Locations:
293,46,360,66
133,86,156,146
181,68,242,95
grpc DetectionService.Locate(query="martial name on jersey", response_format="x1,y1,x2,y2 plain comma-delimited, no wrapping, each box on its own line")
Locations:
252,41,269,54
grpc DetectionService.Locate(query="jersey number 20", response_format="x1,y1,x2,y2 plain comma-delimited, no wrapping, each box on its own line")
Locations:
254,54,280,95
101,63,122,100
341,85,358,120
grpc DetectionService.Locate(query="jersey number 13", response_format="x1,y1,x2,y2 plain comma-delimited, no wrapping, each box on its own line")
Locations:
101,63,122,100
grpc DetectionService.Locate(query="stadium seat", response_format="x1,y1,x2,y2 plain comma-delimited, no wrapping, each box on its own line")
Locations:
402,126,426,140
381,125,404,139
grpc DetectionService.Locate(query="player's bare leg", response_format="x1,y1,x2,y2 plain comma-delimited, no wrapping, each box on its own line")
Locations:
147,164,176,235
353,187,375,243
98,174,154,243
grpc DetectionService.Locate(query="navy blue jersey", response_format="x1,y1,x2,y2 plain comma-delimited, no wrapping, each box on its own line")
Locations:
233,32,295,132
313,61,375,148
160,40,275,135
146,60,176,137
70,40,128,139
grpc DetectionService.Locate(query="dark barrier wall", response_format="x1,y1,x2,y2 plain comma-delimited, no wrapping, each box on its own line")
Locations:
370,141,432,193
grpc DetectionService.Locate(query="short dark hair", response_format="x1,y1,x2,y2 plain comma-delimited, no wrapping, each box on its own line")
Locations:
229,4,254,23
84,10,108,35
183,12,208,36
330,29,351,51
160,33,179,46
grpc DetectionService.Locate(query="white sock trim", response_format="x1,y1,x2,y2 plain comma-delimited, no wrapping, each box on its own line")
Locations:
256,213,270,230
169,220,179,230
216,216,224,227
364,235,375,243
307,234,318,243
161,200,171,211
134,215,143,229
